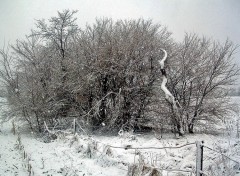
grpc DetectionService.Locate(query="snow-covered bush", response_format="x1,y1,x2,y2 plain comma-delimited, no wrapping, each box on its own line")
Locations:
165,34,239,135
127,153,162,176
0,10,238,136
0,10,173,133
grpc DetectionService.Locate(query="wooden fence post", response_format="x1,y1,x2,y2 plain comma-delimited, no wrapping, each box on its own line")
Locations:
237,119,239,138
73,118,76,134
12,120,16,135
196,141,204,176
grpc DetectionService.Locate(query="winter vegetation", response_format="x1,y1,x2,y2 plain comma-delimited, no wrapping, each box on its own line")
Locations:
0,10,240,175
0,10,239,135
229,87,240,97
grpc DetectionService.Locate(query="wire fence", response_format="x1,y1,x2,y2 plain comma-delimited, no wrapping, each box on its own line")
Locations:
203,145,239,165
107,142,196,150
72,119,240,176
91,138,196,175
90,136,240,176
14,119,240,176
201,143,240,176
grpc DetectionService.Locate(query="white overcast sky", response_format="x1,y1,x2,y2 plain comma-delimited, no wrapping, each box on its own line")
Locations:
0,0,240,64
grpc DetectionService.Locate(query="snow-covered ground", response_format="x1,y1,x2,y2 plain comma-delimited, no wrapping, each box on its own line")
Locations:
0,123,28,176
0,97,240,176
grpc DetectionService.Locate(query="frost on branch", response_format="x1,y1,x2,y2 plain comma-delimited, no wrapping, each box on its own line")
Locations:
159,49,184,136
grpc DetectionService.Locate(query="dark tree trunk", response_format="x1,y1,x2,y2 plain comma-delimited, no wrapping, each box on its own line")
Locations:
188,117,195,133
188,123,194,133
34,111,42,133
177,123,184,136
121,96,131,130
188,112,197,133
98,75,109,128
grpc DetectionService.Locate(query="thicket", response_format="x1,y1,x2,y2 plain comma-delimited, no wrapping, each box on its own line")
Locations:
0,10,238,135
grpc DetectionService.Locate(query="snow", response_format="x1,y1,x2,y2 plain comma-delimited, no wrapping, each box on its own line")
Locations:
158,48,167,70
0,120,28,175
0,97,240,175
158,49,175,103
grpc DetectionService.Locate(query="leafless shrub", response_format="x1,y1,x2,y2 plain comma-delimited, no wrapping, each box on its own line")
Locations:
166,34,239,135
0,10,238,136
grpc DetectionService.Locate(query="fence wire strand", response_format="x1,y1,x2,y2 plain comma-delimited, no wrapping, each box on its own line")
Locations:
107,142,196,150
203,145,240,165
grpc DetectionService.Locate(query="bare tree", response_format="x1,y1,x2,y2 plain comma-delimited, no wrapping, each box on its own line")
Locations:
1,13,173,133
166,34,239,134
75,18,173,132
3,10,80,131
1,11,238,136
32,9,79,117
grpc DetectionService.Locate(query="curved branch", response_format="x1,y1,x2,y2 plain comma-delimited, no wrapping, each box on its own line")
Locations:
159,48,174,103
159,48,184,135
159,48,167,69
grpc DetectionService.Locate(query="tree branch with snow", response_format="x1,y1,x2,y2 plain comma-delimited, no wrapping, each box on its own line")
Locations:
159,48,184,136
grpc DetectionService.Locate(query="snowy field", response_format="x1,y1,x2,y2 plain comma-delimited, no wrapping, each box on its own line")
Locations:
0,97,240,176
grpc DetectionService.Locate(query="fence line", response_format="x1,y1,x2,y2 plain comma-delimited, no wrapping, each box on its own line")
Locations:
203,145,240,165
107,142,196,150
194,141,240,176
12,121,35,176
160,168,194,173
89,137,196,175
36,120,240,175
16,133,35,176
91,136,239,176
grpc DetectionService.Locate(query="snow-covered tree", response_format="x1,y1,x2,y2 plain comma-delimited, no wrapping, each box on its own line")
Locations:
166,34,239,134
74,18,172,132
0,11,238,135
